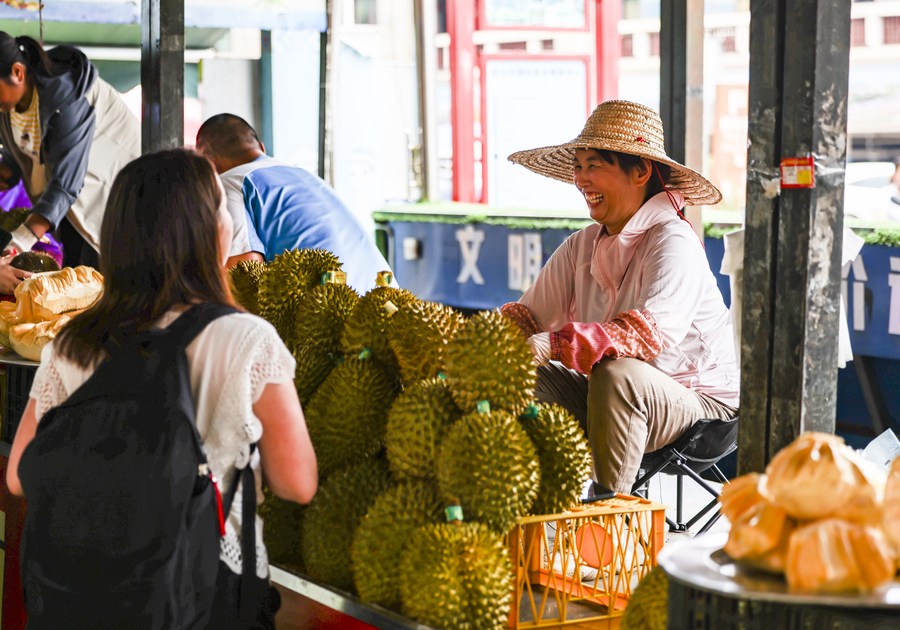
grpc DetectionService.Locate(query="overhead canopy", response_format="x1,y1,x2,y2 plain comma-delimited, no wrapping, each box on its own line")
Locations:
0,0,326,32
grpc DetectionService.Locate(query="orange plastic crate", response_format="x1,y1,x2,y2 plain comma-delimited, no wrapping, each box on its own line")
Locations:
507,494,666,628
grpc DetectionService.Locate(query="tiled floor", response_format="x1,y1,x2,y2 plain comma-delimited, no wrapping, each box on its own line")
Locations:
637,472,731,545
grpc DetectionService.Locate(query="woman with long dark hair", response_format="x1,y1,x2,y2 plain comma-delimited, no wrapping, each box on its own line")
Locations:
6,149,317,628
0,32,140,275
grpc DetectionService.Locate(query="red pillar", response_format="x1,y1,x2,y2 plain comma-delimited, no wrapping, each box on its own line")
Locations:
595,0,621,103
447,0,477,202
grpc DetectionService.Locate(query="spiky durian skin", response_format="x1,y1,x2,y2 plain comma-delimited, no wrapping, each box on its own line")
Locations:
301,458,392,592
621,565,669,630
437,410,540,534
521,403,593,515
0,207,28,232
258,249,342,345
229,260,267,315
351,480,444,610
292,345,338,406
258,486,305,574
339,286,418,374
385,378,461,481
398,522,511,630
11,251,60,273
294,283,360,351
443,310,536,414
304,356,398,477
387,301,462,387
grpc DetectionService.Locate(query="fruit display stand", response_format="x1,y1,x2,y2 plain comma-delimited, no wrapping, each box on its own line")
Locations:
269,494,665,630
660,532,900,629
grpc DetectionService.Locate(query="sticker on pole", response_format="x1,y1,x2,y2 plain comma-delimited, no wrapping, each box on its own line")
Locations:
780,156,815,188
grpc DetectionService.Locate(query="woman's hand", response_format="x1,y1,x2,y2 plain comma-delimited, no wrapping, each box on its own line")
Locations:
0,253,31,294
527,332,552,366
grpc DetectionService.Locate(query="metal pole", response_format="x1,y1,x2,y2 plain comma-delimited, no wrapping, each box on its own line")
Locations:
413,0,439,202
739,0,851,472
659,0,705,240
141,0,184,152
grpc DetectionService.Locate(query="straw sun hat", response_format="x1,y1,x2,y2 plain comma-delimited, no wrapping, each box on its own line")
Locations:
507,100,722,206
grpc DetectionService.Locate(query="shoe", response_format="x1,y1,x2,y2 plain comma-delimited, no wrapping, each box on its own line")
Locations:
545,522,599,583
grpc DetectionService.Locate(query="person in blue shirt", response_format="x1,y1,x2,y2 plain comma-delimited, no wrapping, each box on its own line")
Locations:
195,114,393,293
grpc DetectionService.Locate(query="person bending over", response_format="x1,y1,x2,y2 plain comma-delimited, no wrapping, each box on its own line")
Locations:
195,113,394,292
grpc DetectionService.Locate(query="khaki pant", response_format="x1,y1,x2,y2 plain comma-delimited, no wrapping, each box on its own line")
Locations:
535,358,738,494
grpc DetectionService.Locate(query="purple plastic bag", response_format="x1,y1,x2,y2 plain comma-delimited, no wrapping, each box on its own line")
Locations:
32,234,64,268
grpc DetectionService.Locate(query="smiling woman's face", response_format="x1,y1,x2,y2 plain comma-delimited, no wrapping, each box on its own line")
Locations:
572,149,649,234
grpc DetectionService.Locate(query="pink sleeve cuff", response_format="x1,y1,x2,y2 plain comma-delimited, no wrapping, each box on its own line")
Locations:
499,302,542,338
550,309,664,374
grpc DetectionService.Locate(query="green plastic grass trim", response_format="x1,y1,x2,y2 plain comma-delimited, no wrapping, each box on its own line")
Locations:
860,228,900,247
373,211,592,231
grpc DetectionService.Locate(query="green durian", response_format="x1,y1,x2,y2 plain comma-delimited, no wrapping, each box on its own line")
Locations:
10,251,60,273
300,457,392,592
398,522,511,630
351,480,444,610
443,310,536,414
258,249,342,345
437,410,540,534
229,259,267,315
385,377,461,481
292,344,338,406
294,282,359,351
0,207,28,232
304,355,398,477
257,486,305,575
339,286,418,375
520,403,593,515
387,301,463,387
621,565,669,630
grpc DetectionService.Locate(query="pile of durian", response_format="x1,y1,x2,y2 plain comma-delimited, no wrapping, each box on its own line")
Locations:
721,432,900,593
229,249,593,629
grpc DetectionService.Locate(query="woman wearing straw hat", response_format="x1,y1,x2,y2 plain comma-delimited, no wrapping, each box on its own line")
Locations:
502,100,739,496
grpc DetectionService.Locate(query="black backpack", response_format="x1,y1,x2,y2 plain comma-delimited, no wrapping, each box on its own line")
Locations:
18,302,239,630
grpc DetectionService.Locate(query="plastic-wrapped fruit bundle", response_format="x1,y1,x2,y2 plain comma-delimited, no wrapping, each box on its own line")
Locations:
720,432,896,592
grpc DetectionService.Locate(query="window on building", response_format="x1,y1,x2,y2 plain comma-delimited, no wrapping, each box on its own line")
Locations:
884,15,900,44
621,34,634,57
649,31,660,57
498,41,527,51
851,18,866,47
710,27,737,53
354,0,377,25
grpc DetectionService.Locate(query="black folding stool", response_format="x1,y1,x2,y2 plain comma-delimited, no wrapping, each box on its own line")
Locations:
631,417,739,534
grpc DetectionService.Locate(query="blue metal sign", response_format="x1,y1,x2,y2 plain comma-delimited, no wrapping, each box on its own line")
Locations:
384,219,900,361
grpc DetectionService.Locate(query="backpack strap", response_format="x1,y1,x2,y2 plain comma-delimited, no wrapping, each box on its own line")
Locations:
163,302,241,348
221,444,261,623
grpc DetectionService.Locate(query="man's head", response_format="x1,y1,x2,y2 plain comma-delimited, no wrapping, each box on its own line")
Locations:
195,113,266,173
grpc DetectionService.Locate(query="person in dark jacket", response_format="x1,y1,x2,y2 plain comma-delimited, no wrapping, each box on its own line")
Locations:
0,33,140,272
